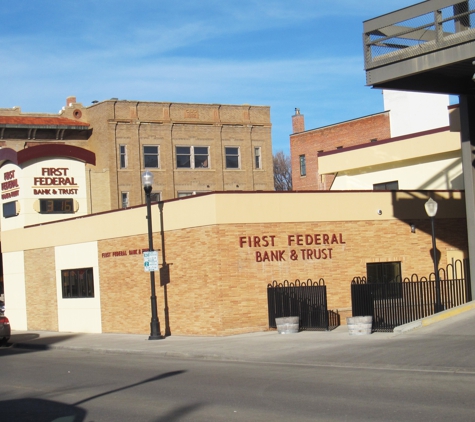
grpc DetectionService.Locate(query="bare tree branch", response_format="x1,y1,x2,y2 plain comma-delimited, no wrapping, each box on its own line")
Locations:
273,151,292,191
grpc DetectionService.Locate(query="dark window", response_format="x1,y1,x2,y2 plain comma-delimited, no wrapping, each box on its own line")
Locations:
119,145,127,169
143,146,159,168
254,147,262,169
225,147,240,169
121,192,129,209
194,147,209,168
299,155,306,176
373,181,399,190
62,268,94,298
176,146,191,168
176,146,209,169
367,262,402,299
150,192,161,202
3,201,18,218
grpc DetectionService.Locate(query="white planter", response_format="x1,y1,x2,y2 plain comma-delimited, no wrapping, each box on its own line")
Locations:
347,316,373,335
275,316,299,334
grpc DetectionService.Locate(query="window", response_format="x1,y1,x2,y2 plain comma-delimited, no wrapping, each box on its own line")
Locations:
143,145,159,168
61,268,94,298
176,146,209,169
373,181,399,191
3,201,18,218
119,145,127,169
225,147,240,169
254,147,262,169
367,262,402,299
177,191,207,198
121,192,129,209
150,192,161,202
299,155,306,176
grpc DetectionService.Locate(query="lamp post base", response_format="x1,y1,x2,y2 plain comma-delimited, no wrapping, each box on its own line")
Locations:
149,335,165,340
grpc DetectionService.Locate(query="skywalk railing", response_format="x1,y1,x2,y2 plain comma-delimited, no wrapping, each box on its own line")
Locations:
364,0,475,70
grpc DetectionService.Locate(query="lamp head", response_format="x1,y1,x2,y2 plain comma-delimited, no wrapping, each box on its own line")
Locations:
424,197,438,217
142,170,154,188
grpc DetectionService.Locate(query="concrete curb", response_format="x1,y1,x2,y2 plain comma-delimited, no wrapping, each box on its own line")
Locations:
394,300,475,334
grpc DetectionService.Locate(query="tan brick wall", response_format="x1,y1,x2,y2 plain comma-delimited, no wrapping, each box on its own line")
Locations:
291,113,391,190
86,100,273,207
96,216,467,336
24,247,58,331
0,99,273,212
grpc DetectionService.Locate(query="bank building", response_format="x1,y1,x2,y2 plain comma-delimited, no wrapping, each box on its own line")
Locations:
0,95,470,336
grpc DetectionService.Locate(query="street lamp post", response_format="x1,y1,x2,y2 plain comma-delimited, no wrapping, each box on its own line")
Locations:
425,197,442,313
142,170,163,340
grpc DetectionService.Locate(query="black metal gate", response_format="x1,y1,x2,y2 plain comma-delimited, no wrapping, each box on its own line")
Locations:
351,259,472,332
267,279,331,331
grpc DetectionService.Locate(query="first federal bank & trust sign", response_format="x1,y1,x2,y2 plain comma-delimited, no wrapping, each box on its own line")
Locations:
239,233,346,262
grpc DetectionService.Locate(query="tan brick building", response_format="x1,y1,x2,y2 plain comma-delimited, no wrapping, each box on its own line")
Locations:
0,96,274,213
1,191,468,336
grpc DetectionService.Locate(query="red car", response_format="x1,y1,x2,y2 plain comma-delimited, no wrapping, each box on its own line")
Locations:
0,301,10,345
0,315,10,345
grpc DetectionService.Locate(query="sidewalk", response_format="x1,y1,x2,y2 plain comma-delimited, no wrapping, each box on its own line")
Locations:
10,325,386,362
8,302,475,370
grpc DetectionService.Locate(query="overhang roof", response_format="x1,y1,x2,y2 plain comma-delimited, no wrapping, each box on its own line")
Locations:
364,0,475,95
0,116,90,129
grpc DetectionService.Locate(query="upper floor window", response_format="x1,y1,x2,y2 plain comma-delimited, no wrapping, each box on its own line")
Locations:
150,192,161,202
254,147,262,169
299,155,306,176
176,146,209,169
177,191,207,198
121,192,129,209
119,145,127,169
225,147,240,169
143,145,159,168
373,181,399,191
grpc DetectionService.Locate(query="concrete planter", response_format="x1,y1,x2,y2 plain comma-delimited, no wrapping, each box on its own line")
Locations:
275,316,299,334
347,316,373,335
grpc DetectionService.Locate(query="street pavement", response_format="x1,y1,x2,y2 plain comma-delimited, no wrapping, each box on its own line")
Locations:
7,301,475,372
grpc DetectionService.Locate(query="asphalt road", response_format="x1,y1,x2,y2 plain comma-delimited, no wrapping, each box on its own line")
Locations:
0,343,474,421
1,309,475,421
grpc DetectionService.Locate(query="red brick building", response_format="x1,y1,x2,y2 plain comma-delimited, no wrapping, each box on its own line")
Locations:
290,108,390,190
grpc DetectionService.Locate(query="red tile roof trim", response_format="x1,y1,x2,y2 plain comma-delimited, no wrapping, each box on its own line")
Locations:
0,116,90,127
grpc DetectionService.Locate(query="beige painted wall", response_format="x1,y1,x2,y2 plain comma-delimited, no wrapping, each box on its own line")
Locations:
2,191,468,335
319,129,460,175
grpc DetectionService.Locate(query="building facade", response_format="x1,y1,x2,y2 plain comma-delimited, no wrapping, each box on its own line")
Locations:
291,91,452,191
1,190,468,336
0,97,274,214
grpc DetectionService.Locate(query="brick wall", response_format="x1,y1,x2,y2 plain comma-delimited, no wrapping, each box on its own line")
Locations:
24,247,58,331
86,100,274,208
97,216,467,336
290,112,391,190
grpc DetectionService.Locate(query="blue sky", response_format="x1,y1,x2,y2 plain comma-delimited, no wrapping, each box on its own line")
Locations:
1,1,419,154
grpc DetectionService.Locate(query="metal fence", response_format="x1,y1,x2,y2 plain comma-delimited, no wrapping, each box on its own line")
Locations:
267,279,332,331
351,259,472,332
364,0,475,69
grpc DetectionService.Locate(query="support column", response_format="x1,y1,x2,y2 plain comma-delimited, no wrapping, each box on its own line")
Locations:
458,94,475,299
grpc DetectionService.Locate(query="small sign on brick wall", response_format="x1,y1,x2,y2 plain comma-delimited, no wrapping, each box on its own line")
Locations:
143,251,159,272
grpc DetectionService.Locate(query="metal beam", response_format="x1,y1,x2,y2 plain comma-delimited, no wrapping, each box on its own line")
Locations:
458,95,475,299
